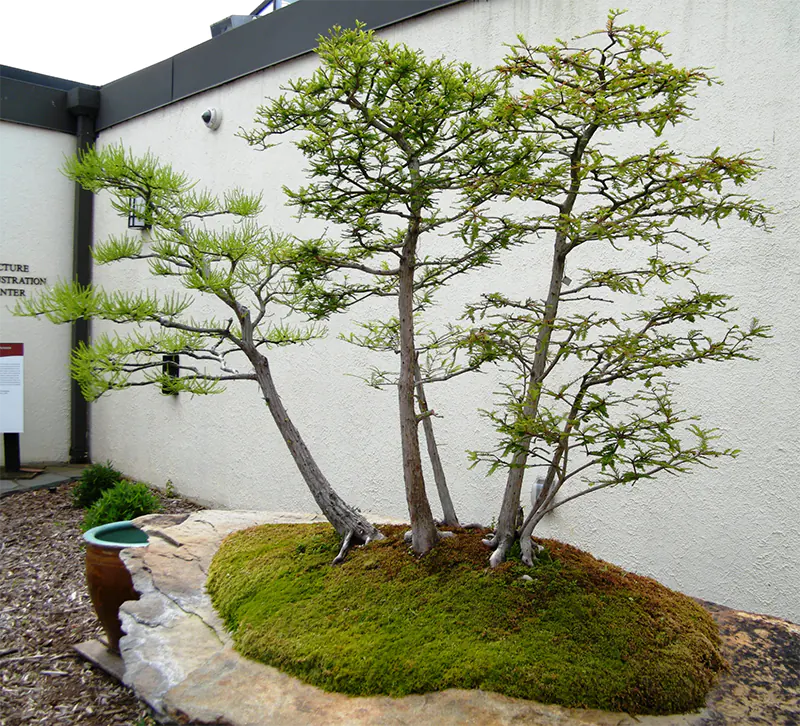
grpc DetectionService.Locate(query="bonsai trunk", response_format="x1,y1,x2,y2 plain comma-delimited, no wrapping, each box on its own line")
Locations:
415,355,459,527
517,390,586,565
398,231,439,555
249,352,382,546
490,243,567,567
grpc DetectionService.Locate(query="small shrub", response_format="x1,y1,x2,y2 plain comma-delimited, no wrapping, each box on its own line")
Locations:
82,480,161,532
72,461,124,508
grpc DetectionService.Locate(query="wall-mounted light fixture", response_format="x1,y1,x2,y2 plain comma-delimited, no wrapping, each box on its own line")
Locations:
128,196,151,230
161,353,180,395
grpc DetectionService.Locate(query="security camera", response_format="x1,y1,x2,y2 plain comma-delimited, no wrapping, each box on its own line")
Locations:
201,108,222,130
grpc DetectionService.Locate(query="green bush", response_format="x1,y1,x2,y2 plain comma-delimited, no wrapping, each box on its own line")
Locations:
82,480,161,532
72,461,125,508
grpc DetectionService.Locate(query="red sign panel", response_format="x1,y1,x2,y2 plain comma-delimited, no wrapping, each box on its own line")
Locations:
0,343,23,357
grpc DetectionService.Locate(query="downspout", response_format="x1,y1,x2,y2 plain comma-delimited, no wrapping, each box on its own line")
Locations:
66,87,100,464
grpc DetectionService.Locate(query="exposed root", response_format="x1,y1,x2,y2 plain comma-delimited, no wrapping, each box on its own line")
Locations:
434,518,461,528
332,529,354,565
482,533,499,549
404,529,458,544
520,536,544,567
489,537,512,568
461,522,485,530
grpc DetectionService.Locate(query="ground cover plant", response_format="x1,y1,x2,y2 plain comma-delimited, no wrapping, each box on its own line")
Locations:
81,479,162,531
71,460,124,508
208,522,725,714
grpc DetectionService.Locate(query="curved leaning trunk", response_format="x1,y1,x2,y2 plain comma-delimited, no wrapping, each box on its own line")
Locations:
249,352,383,545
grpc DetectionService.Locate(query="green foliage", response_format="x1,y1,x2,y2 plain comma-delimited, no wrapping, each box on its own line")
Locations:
208,523,724,714
71,461,124,508
447,11,772,540
242,23,545,546
15,144,326,401
82,480,162,531
242,22,537,366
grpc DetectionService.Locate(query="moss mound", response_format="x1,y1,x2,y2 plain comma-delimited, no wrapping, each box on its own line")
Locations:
207,524,724,714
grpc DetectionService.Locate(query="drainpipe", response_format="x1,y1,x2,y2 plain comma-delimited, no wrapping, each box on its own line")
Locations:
66,87,100,464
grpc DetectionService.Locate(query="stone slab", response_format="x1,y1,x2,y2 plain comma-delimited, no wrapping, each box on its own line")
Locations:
118,510,800,726
0,479,24,496
0,463,85,497
74,638,126,682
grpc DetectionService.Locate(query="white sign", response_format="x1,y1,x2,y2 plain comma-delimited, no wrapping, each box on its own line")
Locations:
0,343,24,433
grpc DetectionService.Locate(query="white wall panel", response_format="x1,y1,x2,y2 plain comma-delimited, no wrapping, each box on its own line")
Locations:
0,122,74,464
89,0,800,622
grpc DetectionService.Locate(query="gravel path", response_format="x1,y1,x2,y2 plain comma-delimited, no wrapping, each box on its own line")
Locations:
0,481,203,726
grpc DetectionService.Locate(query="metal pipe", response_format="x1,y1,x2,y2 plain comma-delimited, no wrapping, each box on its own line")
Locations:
66,88,100,463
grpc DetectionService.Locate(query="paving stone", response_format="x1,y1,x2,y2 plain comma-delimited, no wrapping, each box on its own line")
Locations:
74,638,126,682
118,511,800,726
0,463,85,497
0,479,23,496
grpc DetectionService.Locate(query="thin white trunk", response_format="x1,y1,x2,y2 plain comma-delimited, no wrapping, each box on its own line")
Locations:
490,246,567,565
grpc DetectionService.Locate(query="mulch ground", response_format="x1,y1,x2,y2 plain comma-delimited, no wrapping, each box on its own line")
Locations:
0,482,203,726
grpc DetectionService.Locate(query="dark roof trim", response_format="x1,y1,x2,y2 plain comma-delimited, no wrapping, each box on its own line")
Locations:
1,0,466,135
97,0,467,131
0,65,98,92
0,76,74,133
0,66,99,134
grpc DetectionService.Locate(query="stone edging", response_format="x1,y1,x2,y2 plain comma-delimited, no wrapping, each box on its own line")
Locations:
118,511,799,726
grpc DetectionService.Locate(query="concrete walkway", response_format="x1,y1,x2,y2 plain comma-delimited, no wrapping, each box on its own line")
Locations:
0,463,86,498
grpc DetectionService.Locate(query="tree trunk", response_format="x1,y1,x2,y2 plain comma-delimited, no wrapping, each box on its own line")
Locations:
398,233,439,555
415,355,459,527
489,126,596,566
490,244,567,567
518,390,585,564
248,351,382,545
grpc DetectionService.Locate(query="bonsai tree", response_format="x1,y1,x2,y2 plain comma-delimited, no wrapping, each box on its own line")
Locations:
241,25,538,553
14,144,383,560
456,11,771,566
15,16,769,571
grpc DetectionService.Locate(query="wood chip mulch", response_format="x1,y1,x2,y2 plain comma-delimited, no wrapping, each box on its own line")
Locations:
0,482,204,726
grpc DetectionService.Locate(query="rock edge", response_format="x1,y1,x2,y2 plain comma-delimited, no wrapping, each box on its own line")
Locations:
118,511,800,726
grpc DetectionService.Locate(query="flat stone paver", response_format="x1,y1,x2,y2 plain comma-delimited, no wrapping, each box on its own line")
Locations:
0,463,86,497
119,511,800,726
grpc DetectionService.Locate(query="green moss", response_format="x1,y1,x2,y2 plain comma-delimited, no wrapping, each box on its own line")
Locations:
207,525,724,714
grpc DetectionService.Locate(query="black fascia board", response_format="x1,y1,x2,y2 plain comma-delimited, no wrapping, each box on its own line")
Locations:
96,59,174,132
0,65,95,92
0,65,99,134
97,0,466,131
0,76,74,133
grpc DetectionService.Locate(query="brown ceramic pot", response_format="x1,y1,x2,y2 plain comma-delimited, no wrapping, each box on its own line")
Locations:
83,521,149,653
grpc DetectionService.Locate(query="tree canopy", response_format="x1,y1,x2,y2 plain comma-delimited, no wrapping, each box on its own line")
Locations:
15,12,769,566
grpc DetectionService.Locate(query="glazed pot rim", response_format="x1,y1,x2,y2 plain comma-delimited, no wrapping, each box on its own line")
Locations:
83,520,150,548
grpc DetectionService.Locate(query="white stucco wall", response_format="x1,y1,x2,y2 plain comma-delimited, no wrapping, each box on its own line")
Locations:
88,0,800,622
0,121,74,464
